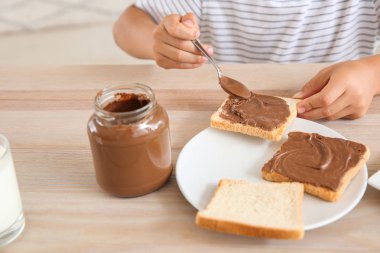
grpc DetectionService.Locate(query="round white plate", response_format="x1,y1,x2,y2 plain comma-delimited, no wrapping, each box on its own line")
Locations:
176,118,367,231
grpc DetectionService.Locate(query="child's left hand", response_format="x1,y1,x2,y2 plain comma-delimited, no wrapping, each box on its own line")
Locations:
294,56,380,120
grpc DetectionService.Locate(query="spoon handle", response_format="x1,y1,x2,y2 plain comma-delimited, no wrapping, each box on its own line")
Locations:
191,39,222,79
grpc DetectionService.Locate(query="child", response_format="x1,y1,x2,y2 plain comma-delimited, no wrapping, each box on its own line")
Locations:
113,0,380,120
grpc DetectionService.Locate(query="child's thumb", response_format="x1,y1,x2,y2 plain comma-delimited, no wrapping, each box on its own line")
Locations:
293,69,331,99
181,13,198,28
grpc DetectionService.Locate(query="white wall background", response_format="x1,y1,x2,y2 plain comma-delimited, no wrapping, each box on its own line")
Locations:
0,0,152,65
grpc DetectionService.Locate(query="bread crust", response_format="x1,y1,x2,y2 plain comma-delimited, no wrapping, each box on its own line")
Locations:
195,180,304,240
262,145,370,202
210,97,298,141
196,215,304,240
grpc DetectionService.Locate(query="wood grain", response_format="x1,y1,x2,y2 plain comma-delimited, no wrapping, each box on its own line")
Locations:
1,65,379,253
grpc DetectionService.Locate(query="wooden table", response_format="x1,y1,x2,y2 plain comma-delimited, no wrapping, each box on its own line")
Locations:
1,64,379,253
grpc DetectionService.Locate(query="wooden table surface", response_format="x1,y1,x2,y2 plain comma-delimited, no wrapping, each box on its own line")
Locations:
1,64,379,253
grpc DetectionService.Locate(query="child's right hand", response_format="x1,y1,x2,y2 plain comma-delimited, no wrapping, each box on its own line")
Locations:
152,12,213,69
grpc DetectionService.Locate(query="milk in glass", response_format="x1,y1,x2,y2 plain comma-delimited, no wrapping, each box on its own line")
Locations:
0,136,25,247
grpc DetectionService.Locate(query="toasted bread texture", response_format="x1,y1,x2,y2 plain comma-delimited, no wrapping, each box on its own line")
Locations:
262,132,370,202
195,180,304,240
210,96,298,141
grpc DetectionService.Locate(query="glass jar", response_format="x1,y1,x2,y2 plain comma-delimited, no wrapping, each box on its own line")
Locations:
0,134,25,247
87,84,172,197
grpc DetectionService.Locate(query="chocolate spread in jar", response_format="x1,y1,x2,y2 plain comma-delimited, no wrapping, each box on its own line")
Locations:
262,132,367,191
103,93,149,112
219,93,290,131
87,84,172,197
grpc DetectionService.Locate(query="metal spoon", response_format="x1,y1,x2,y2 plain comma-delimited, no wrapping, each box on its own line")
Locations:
192,39,251,99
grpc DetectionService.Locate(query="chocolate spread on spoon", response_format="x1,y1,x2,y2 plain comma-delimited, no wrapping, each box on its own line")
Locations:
189,38,251,99
219,76,251,99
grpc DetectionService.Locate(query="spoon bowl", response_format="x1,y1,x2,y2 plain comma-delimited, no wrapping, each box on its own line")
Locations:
191,39,251,99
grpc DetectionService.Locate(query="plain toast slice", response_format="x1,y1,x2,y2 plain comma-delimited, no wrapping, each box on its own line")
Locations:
196,180,304,240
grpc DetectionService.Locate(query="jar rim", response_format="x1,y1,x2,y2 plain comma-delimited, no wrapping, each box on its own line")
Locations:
94,83,156,119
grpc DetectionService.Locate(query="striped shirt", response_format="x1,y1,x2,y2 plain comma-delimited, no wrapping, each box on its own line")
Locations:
134,0,380,63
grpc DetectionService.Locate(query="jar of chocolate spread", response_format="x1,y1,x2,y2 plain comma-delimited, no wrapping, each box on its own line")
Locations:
87,84,172,197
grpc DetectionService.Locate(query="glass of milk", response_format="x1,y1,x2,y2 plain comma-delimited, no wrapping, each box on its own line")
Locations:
0,135,25,247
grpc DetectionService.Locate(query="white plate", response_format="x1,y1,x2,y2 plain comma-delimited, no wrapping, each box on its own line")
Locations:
368,170,380,191
176,118,368,231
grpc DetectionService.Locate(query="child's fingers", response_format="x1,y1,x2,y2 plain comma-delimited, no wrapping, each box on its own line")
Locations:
297,77,346,114
154,42,206,64
293,67,332,98
344,110,367,120
153,13,212,69
162,14,199,40
324,105,366,121
154,26,213,56
298,92,349,120
181,12,199,29
201,44,214,55
155,53,203,69
328,106,355,120
154,30,198,54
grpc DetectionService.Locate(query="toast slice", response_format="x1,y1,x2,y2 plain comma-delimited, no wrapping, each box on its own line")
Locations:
262,132,370,202
196,180,304,240
210,94,298,141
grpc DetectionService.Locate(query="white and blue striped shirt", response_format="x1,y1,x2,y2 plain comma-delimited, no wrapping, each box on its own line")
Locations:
135,0,380,63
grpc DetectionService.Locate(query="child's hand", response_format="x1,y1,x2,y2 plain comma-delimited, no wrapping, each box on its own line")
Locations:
152,12,213,69
294,57,379,120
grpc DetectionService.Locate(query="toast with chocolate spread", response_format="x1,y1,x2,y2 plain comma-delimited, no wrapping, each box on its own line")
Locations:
210,93,298,141
262,132,370,202
196,179,304,240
